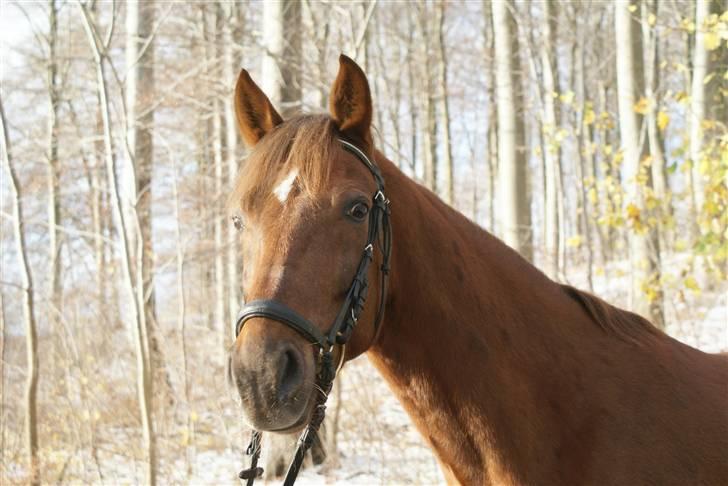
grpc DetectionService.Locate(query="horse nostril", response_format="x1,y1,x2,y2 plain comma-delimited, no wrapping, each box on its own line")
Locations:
277,347,303,402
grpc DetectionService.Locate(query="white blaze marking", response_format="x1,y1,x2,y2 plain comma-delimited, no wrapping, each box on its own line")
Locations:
273,169,298,202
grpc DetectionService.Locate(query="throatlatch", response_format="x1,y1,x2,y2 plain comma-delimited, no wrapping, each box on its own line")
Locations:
234,138,392,486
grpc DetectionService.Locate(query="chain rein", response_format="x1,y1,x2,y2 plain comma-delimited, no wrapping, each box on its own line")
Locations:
236,138,391,486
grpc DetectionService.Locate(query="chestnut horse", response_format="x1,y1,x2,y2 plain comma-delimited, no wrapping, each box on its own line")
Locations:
228,55,728,485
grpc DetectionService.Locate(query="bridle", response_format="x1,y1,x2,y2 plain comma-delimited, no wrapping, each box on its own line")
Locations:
235,138,392,486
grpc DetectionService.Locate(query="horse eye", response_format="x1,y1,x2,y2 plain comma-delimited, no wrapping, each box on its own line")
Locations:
347,202,369,222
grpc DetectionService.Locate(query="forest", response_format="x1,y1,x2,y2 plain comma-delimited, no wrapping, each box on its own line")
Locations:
1,0,726,484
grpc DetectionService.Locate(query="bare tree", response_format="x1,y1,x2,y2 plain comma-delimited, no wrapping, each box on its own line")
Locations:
1,94,40,486
538,0,560,279
416,2,438,194
436,0,454,205
125,0,174,406
614,0,664,327
689,0,712,222
78,5,156,483
492,0,532,260
642,0,671,218
262,0,302,117
46,0,62,320
223,2,241,339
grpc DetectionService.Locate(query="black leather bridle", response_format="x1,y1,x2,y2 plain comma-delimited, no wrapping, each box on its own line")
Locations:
235,138,392,486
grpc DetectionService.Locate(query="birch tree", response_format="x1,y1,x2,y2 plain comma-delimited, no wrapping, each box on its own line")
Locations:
436,0,454,205
46,0,62,319
538,0,560,279
125,0,173,403
689,0,712,220
78,5,156,483
492,0,532,260
223,2,241,338
614,0,664,327
1,95,40,486
261,0,302,117
416,2,438,193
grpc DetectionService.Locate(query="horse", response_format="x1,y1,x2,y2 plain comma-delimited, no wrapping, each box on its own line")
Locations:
228,54,728,485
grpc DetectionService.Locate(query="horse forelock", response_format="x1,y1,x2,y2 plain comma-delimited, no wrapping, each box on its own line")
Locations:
230,114,338,214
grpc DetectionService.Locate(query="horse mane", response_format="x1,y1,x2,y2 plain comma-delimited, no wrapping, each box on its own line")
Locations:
561,284,662,343
231,114,337,213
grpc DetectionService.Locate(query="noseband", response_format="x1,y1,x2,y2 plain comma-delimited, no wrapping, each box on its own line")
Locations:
235,138,392,486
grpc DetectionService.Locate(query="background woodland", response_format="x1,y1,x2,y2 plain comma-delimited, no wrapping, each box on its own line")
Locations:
1,0,726,484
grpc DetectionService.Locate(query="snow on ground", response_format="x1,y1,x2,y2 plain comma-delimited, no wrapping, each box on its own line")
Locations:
4,257,725,485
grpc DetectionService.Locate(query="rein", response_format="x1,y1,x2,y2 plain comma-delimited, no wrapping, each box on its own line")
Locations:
234,138,392,486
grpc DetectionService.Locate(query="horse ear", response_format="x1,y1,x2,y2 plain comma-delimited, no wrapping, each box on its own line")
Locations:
234,69,283,147
329,54,372,145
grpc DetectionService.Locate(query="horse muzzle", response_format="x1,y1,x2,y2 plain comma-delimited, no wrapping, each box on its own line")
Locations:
231,322,316,432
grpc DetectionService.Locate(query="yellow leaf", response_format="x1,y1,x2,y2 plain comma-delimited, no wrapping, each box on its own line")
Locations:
559,91,575,105
628,4,637,12
646,195,659,210
704,72,716,85
626,203,641,220
555,128,569,142
595,266,605,276
584,107,596,125
681,18,696,33
566,235,583,247
704,32,721,50
588,187,598,204
684,276,701,293
674,239,688,251
190,411,198,422
657,111,669,131
634,97,650,115
648,13,657,26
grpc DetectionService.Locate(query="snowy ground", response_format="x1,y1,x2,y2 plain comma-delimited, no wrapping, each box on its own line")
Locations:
3,263,726,485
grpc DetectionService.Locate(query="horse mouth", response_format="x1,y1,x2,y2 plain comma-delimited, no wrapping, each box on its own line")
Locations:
239,375,316,433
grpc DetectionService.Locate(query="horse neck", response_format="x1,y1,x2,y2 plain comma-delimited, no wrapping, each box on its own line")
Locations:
367,155,621,484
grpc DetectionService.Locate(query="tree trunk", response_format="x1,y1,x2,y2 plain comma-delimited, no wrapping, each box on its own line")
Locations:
484,3,496,232
78,6,156,483
416,2,438,193
171,151,193,477
0,290,5,465
261,0,302,117
436,0,454,205
575,40,594,292
538,0,560,279
223,2,241,340
689,0,712,222
614,0,664,327
47,0,62,321
125,0,174,404
1,95,40,486
492,0,532,260
407,18,418,176
642,0,672,251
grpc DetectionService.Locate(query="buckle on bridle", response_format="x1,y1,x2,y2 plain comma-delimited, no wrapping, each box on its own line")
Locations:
374,190,387,203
